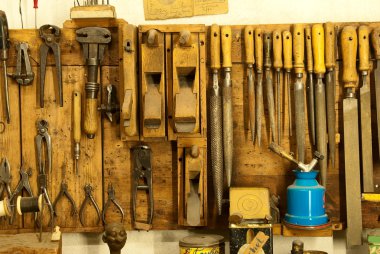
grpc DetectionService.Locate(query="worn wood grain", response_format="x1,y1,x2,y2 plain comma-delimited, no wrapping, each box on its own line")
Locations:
0,233,61,254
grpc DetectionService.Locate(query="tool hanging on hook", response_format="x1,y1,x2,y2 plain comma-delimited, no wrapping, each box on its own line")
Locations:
0,11,10,123
8,42,34,86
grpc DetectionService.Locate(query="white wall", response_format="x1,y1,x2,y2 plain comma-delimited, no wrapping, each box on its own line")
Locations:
1,0,378,253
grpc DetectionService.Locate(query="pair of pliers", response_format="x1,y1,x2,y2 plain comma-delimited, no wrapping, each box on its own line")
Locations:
79,184,101,226
102,183,124,224
0,158,12,199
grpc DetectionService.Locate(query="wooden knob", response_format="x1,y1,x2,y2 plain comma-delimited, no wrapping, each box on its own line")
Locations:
179,30,192,47
371,28,380,60
324,22,335,69
147,29,158,46
273,29,283,69
255,28,263,72
84,98,98,139
263,33,272,68
221,26,232,68
73,91,81,143
305,26,313,72
282,30,292,71
210,24,221,70
293,24,304,74
358,25,370,72
341,26,358,88
244,25,254,65
312,24,326,75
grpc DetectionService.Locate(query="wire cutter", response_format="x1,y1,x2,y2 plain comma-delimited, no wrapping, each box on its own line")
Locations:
39,24,62,107
102,183,124,225
52,182,77,218
0,158,12,199
79,184,101,226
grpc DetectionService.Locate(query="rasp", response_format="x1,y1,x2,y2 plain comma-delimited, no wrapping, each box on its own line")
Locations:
293,24,305,162
273,30,283,144
244,26,255,144
282,30,293,137
305,26,315,146
221,26,233,188
371,28,380,158
255,29,264,146
264,33,276,142
341,26,362,247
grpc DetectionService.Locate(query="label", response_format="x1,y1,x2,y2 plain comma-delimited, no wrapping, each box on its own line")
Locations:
180,247,220,254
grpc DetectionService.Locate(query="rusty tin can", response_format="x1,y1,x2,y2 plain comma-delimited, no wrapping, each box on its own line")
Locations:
179,234,225,254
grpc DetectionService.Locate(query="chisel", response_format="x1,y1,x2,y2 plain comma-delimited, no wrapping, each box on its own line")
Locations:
255,29,264,146
221,26,233,188
371,28,380,158
341,26,362,246
264,33,276,142
273,30,283,144
244,26,255,143
312,24,327,186
325,22,336,167
359,25,374,193
210,24,224,215
293,24,305,162
282,30,292,137
305,26,315,146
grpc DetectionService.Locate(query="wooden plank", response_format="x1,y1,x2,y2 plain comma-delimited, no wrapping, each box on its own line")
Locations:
0,233,61,254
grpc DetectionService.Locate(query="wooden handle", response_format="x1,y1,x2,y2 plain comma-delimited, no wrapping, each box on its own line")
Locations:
221,26,232,68
341,26,358,88
73,91,81,143
84,98,98,138
255,28,263,71
282,30,292,71
273,29,283,69
244,25,254,65
312,24,326,75
358,25,370,72
293,24,304,74
324,22,335,69
147,29,158,46
179,30,192,47
305,26,313,72
263,33,272,68
210,24,221,70
371,28,380,60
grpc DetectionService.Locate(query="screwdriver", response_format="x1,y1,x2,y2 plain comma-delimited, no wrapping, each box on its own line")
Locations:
33,0,38,29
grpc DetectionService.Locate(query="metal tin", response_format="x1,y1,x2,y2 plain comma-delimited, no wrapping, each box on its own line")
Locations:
179,234,225,254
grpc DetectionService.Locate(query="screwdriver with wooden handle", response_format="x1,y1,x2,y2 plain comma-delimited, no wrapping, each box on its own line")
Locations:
371,28,380,158
341,26,362,247
293,24,305,162
33,0,38,29
283,30,292,137
73,90,81,175
255,29,264,146
273,30,283,145
305,26,315,146
264,33,276,142
358,25,374,193
324,22,336,167
245,26,255,143
221,26,233,188
312,24,327,186
209,24,224,215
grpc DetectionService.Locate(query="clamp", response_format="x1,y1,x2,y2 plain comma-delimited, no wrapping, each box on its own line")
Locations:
52,182,78,217
102,183,124,225
8,42,34,86
131,145,153,230
39,24,62,107
79,184,101,226
0,158,12,199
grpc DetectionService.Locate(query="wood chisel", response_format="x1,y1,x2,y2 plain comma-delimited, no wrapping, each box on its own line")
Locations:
293,24,305,162
324,22,336,167
255,29,264,146
312,24,327,186
221,26,233,188
341,26,362,247
73,90,81,176
358,25,374,193
305,26,315,146
209,24,224,215
264,33,276,143
273,30,283,145
0,11,10,123
282,30,293,137
244,26,255,143
371,28,380,158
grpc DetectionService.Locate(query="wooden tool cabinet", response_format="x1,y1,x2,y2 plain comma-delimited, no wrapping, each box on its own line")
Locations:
0,20,379,236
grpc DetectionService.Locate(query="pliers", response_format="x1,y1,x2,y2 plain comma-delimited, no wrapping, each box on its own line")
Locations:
102,183,124,224
52,182,77,223
39,24,62,107
0,158,12,199
79,184,101,226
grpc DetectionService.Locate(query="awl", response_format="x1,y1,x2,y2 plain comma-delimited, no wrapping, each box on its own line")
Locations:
244,26,255,143
371,28,380,159
209,24,224,215
255,29,264,146
312,24,327,186
73,90,81,175
282,30,293,137
341,26,362,246
221,26,233,187
305,26,315,146
273,30,283,144
264,33,276,142
293,24,306,162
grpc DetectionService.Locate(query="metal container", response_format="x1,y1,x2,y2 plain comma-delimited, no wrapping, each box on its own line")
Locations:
179,234,225,254
284,170,328,227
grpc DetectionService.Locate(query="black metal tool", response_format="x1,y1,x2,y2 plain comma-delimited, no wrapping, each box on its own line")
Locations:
102,183,124,224
52,182,77,217
8,42,34,86
0,158,11,199
79,184,101,226
0,11,10,123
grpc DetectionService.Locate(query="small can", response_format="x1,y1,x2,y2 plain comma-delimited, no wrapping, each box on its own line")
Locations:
179,234,225,254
